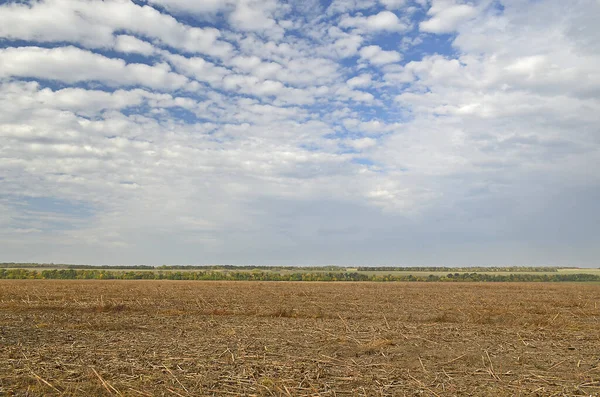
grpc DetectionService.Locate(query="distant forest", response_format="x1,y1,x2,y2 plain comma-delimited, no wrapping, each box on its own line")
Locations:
0,263,584,272
1,268,599,282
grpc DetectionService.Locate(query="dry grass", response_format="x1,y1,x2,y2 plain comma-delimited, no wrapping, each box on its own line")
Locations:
1,280,599,396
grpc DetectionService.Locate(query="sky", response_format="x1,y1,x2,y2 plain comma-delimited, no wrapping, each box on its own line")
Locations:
0,0,599,266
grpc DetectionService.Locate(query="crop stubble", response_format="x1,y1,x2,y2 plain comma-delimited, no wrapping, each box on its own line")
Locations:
0,280,599,396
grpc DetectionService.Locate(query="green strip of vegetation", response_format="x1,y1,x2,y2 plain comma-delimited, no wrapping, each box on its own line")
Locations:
1,268,599,282
0,263,342,271
355,266,564,272
0,263,589,273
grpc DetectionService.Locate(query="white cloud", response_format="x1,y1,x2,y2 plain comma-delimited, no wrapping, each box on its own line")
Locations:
420,0,478,33
326,0,376,15
332,35,364,57
28,87,147,114
230,55,264,72
335,87,375,103
149,0,286,38
343,118,398,134
1,0,599,265
340,10,409,32
348,137,377,149
402,55,463,84
164,53,231,86
327,27,364,58
0,0,114,48
225,51,340,88
359,45,402,65
382,65,415,84
504,55,547,76
379,0,407,9
228,0,282,37
0,46,189,91
347,73,373,87
114,35,156,56
148,0,229,14
0,0,235,59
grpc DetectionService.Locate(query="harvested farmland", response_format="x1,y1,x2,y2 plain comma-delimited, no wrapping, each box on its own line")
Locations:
1,280,599,396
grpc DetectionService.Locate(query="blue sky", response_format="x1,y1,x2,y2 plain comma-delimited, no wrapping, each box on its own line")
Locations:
0,0,599,266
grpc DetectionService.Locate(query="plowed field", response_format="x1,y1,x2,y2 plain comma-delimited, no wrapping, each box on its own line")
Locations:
1,281,599,396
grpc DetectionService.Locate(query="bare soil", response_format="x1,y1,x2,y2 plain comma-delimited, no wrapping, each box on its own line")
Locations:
1,281,599,396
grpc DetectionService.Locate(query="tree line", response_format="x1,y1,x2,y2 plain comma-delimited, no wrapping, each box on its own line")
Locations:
0,263,343,271
355,266,564,272
1,268,599,282
1,263,584,272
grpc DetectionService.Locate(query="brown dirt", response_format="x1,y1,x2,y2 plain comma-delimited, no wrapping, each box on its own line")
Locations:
1,280,599,396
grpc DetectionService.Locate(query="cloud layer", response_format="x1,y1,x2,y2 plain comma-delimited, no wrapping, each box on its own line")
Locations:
1,0,599,266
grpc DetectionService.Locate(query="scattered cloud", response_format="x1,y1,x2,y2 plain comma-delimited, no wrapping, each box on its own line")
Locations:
340,10,409,32
347,73,373,87
379,0,407,9
420,0,478,33
0,46,189,90
1,0,598,265
114,35,156,56
359,45,403,65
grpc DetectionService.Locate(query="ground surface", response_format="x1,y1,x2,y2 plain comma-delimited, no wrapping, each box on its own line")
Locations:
1,281,599,396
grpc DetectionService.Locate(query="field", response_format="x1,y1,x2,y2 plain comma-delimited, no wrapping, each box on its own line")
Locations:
1,281,599,396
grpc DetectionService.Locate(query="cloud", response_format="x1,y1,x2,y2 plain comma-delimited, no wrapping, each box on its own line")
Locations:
343,118,398,135
0,0,114,48
332,35,364,57
148,0,230,14
0,0,235,59
114,35,156,56
326,0,376,15
0,82,157,116
228,0,282,36
359,45,402,65
347,73,373,87
1,0,599,265
150,0,285,38
327,27,364,58
379,0,407,9
225,53,340,88
0,46,189,90
347,137,377,149
340,10,409,32
164,53,231,86
420,0,478,33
